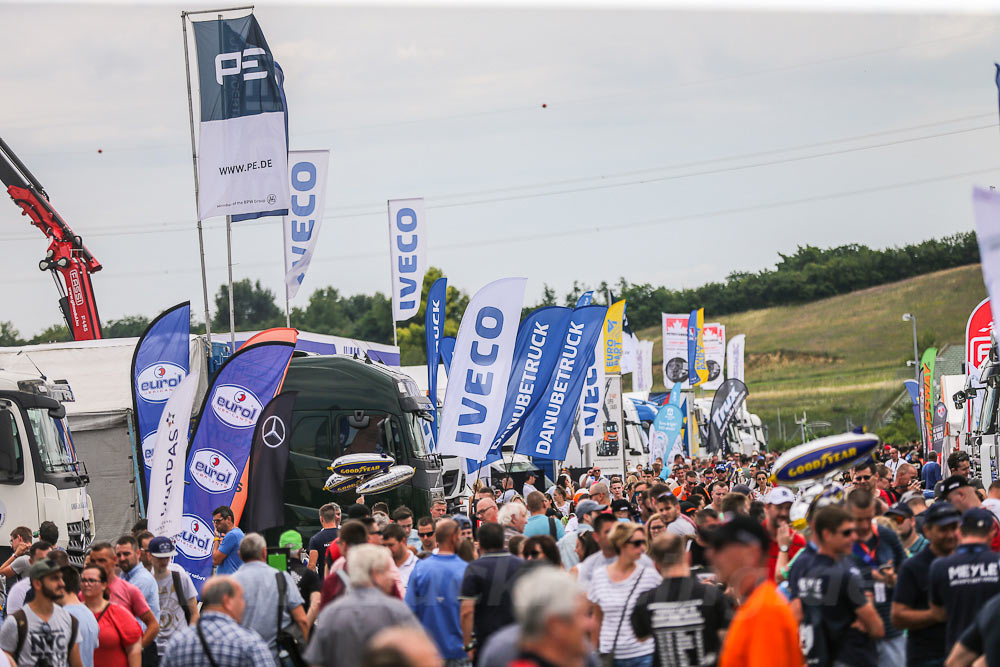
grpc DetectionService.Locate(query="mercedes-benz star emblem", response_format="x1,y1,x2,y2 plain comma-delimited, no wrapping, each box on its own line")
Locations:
262,416,286,448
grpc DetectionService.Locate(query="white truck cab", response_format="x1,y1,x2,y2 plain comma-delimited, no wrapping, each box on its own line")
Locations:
0,371,93,566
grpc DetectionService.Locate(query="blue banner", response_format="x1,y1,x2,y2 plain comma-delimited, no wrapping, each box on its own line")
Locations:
515,305,608,460
174,339,295,590
576,291,594,307
440,336,456,375
425,277,447,445
649,400,684,466
903,379,922,435
130,302,191,499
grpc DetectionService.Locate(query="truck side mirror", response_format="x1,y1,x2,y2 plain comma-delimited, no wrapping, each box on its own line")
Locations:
48,404,66,420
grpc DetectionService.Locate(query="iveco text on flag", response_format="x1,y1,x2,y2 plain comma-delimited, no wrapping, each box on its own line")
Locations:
388,198,427,322
192,14,289,220
437,278,527,461
284,150,330,300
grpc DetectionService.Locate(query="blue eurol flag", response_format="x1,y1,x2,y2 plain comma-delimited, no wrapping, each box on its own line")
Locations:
192,14,289,220
425,277,448,444
130,302,191,500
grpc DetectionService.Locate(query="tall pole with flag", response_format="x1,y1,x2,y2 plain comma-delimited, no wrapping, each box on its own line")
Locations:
388,199,426,346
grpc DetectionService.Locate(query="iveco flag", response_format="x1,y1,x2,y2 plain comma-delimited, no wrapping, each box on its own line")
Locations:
425,277,448,443
437,278,527,461
192,14,289,220
130,302,191,499
388,198,427,322
284,150,330,300
175,333,297,590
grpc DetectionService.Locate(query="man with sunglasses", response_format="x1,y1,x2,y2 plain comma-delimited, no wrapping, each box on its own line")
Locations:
885,503,928,557
417,517,437,554
852,461,890,504
211,506,244,576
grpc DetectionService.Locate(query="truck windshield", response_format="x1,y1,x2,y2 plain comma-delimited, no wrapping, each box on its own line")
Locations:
981,382,999,435
26,409,77,471
405,413,430,458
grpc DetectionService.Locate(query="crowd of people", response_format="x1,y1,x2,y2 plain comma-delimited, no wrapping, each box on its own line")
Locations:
2,443,999,667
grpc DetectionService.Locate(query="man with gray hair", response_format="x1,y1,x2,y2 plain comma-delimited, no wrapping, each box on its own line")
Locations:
512,567,596,667
160,576,273,666
498,502,528,548
304,544,417,667
232,532,310,660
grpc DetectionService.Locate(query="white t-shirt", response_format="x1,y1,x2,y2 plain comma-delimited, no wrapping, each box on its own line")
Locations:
586,564,660,658
667,515,696,538
397,551,417,593
154,566,198,655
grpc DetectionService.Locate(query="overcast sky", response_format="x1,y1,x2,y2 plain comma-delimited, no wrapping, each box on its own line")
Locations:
3,2,1000,336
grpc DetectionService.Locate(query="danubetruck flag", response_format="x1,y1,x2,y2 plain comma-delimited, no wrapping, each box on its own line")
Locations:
130,302,191,501
516,304,608,461
147,365,201,539
192,14,289,220
708,379,748,454
174,335,297,591
437,278,527,462
425,277,448,444
468,306,573,473
687,308,709,387
284,150,330,299
576,291,594,307
388,199,427,322
921,347,937,452
242,391,297,534
440,336,456,375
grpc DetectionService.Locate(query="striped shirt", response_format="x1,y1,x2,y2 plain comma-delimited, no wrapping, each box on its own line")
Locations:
587,563,660,659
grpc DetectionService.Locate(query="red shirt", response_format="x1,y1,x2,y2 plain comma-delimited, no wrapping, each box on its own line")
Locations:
763,520,806,580
95,602,142,667
107,577,150,620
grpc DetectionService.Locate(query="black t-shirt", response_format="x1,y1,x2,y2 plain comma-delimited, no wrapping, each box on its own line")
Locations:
929,543,1000,650
307,527,339,576
631,575,732,667
459,552,524,645
289,560,321,611
796,553,876,667
688,540,709,570
786,541,818,598
956,591,1000,662
892,544,946,665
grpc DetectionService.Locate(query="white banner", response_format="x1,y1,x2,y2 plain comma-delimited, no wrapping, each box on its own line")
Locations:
727,334,746,383
198,113,290,220
973,188,1000,322
620,332,639,375
661,313,689,389
634,340,654,393
147,365,201,538
703,323,726,390
284,150,330,300
388,198,427,322
576,340,607,449
437,278,527,461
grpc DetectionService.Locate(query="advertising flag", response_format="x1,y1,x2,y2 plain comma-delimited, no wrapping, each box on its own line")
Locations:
146,365,200,539
242,391,297,534
687,308,709,387
634,340,654,393
388,198,427,322
425,277,448,443
649,392,684,466
903,380,922,435
577,344,607,449
661,313,689,389
516,305,608,461
707,379,749,454
576,291,594,307
973,188,1000,322
192,14,289,220
702,323,725,390
174,334,297,589
604,300,626,374
130,302,191,498
966,298,992,432
440,336,456,375
437,278,527,461
921,347,937,452
283,150,329,300
727,334,746,383
931,401,947,455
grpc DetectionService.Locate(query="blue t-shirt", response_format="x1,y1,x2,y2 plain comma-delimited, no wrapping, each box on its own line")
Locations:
405,553,468,659
523,514,565,540
64,603,99,667
217,528,245,575
922,461,942,490
893,544,947,666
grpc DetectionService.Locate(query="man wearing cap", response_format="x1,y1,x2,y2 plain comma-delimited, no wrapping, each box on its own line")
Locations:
891,501,961,667
557,499,604,569
0,557,84,666
941,474,1000,552
929,507,1000,653
5,541,51,615
610,499,633,521
279,530,321,627
521,471,540,499
762,486,806,581
885,503,928,557
147,536,199,660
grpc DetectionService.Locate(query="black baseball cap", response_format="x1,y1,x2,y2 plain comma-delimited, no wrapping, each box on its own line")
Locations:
884,503,914,520
710,514,771,552
962,507,995,532
611,499,632,513
923,501,961,527
941,475,972,499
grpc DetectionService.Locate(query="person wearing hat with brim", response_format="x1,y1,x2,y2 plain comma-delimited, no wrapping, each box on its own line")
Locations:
763,486,806,582
0,557,84,666
891,501,961,667
279,530,322,629
941,474,1000,552
147,536,199,659
557,499,607,570
884,502,928,557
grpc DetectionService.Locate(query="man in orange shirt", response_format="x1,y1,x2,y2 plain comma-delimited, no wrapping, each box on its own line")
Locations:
712,515,803,667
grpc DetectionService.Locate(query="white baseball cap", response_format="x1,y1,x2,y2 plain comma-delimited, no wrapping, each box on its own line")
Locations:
765,486,796,505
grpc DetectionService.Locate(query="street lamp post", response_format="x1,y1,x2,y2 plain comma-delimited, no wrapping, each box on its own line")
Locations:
903,313,923,448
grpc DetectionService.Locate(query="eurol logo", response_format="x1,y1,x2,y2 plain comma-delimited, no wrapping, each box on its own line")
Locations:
189,448,238,494
175,514,213,560
137,363,186,403
141,432,157,468
211,384,263,429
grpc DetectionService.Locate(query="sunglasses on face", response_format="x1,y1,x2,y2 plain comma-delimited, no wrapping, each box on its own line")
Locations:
418,532,434,538
627,539,647,548
890,515,907,525
839,527,857,537
854,475,872,481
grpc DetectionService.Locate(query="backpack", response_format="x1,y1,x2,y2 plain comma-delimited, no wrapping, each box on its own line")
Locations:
172,569,191,624
14,608,77,663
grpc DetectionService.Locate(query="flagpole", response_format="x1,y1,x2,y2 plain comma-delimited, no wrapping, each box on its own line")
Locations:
281,222,291,327
180,12,213,350
226,215,236,349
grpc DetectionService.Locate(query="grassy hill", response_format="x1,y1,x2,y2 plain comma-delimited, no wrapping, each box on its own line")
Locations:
633,264,987,447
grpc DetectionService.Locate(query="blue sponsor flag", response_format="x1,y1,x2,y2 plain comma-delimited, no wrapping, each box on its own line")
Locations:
174,339,295,591
516,305,608,461
425,277,447,444
650,400,684,466
904,379,922,434
576,291,594,307
440,336,456,375
130,302,190,501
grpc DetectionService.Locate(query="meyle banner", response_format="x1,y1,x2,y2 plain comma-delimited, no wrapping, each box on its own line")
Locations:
437,278,527,461
146,365,200,539
284,150,330,300
687,308,709,388
707,378,748,454
516,305,608,461
192,14,289,220
130,302,191,500
388,198,427,322
661,313,689,389
966,298,992,433
440,336,456,375
727,333,745,383
174,336,296,590
425,277,448,444
604,300,626,374
634,340,654,393
702,323,725,390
